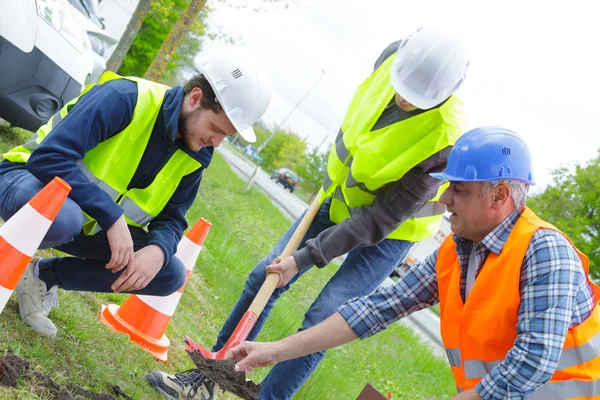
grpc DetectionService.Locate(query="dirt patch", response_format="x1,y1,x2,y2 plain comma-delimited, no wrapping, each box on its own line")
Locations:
0,349,132,400
187,349,260,400
0,349,30,387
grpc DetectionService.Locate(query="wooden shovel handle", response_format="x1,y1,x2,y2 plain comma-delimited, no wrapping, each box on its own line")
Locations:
248,190,323,315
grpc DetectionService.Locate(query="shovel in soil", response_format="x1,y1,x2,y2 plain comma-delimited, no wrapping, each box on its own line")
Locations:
185,190,323,360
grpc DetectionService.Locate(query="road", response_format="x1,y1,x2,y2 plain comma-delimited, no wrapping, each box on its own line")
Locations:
217,144,307,220
216,143,445,359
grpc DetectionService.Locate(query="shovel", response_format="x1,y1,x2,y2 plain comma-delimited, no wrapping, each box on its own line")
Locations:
185,190,323,360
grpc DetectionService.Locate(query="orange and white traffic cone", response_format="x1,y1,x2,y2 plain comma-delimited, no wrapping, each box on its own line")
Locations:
100,217,212,361
0,177,71,313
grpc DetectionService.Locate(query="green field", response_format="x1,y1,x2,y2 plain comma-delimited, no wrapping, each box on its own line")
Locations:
0,126,454,399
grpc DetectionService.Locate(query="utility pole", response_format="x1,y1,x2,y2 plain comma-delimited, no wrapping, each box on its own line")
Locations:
255,69,325,155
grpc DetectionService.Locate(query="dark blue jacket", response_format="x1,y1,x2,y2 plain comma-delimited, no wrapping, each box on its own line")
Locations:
0,79,213,266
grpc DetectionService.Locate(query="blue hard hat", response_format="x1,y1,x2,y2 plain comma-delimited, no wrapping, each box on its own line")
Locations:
430,126,536,185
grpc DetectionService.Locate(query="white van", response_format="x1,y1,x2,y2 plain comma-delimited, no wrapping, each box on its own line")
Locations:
0,0,93,131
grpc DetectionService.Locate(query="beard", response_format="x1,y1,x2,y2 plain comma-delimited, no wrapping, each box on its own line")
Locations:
178,107,203,151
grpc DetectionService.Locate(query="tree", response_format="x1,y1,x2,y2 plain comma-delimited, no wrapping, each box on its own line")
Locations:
105,0,152,73
119,0,192,78
274,134,306,172
296,148,328,198
528,150,600,280
162,8,208,84
144,0,207,81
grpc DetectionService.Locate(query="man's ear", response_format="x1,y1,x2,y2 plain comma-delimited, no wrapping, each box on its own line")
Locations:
492,184,511,210
187,87,204,109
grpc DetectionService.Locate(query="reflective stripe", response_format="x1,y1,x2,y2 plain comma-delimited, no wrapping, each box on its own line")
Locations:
334,187,345,203
334,128,343,143
120,196,154,226
78,161,154,227
323,170,333,191
531,377,600,399
464,360,501,379
356,181,378,195
556,330,600,370
335,136,350,162
22,133,39,151
77,160,119,200
21,114,61,152
446,348,461,367
52,112,63,127
346,166,378,195
413,202,447,218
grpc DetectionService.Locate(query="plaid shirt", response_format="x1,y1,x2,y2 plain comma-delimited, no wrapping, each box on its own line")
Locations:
338,209,595,400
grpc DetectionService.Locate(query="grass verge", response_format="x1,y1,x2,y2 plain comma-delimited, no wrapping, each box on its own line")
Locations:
0,130,454,399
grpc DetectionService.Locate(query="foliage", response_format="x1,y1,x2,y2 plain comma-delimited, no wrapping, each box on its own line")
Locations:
144,0,207,81
528,150,600,280
234,125,327,197
162,7,209,84
296,147,328,196
236,126,305,173
273,132,306,171
105,0,152,73
119,0,207,81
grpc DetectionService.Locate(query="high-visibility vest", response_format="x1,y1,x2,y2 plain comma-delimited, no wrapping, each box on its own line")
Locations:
3,71,202,235
436,207,600,398
321,54,466,242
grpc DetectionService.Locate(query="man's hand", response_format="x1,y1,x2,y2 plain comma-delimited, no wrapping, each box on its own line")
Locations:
226,341,282,374
105,215,135,272
449,388,484,400
111,245,165,293
266,256,300,288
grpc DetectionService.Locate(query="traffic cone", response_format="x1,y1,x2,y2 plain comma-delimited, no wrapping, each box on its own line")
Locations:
100,217,212,361
0,177,71,313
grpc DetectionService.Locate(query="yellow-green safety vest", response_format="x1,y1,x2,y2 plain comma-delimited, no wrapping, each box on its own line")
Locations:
3,71,202,235
321,54,466,242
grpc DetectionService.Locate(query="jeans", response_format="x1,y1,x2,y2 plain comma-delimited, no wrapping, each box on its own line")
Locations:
213,199,413,399
0,168,185,295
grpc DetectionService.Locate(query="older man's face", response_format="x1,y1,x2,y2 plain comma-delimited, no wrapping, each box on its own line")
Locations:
439,181,499,243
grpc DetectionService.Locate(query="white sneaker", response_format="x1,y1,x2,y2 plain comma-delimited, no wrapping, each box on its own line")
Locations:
16,258,58,337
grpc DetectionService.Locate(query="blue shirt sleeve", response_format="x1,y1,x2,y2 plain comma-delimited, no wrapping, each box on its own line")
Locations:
26,80,137,230
338,249,440,339
146,168,203,266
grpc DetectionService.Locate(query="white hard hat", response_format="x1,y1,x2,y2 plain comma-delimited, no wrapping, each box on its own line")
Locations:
390,27,470,110
195,46,271,142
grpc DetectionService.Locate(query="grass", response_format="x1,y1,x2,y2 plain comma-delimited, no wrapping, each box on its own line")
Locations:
0,124,30,154
0,127,455,399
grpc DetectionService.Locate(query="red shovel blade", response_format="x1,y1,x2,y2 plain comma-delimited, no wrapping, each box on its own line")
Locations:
185,311,259,360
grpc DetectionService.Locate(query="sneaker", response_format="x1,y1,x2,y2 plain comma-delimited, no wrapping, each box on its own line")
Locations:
15,258,58,337
145,369,219,400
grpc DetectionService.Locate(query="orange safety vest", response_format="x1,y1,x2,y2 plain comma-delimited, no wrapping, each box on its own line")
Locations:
436,207,600,399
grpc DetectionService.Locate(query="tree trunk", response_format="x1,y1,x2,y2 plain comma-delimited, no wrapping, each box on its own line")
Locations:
105,0,152,73
144,0,207,82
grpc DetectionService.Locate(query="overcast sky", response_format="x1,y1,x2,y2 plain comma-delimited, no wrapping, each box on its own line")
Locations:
204,0,599,189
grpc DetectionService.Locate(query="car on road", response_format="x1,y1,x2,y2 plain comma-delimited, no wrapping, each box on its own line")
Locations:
0,0,94,131
271,167,299,193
